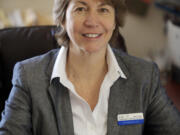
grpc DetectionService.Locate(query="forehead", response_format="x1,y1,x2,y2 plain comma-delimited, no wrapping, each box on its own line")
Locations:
71,0,113,6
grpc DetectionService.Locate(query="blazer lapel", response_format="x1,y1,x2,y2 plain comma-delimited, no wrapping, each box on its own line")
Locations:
48,79,74,135
107,77,129,135
45,49,74,135
108,49,144,135
107,49,130,135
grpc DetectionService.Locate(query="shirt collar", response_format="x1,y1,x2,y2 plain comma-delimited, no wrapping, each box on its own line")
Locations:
106,45,127,79
51,46,68,82
51,45,127,82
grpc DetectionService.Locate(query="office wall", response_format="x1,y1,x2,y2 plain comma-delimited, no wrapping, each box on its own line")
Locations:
0,0,53,14
0,0,53,24
121,4,167,58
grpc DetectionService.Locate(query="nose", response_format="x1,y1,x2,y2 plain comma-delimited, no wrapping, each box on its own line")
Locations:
84,11,99,28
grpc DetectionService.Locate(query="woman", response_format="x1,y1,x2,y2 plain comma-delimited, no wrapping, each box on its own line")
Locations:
0,0,180,135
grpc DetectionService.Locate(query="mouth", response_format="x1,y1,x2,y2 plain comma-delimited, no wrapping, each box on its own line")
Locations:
82,33,102,39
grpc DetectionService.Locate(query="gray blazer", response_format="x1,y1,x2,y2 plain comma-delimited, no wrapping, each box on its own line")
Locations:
0,48,180,135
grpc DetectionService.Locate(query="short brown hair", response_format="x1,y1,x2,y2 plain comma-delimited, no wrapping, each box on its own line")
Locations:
53,0,127,46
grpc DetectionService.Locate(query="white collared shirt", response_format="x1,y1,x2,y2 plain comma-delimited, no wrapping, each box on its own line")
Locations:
51,45,126,135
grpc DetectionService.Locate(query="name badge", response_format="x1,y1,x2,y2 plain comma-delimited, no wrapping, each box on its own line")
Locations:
117,113,144,125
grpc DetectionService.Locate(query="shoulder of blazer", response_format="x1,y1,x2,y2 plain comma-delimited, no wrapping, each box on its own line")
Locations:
19,48,60,66
112,48,157,80
15,48,60,81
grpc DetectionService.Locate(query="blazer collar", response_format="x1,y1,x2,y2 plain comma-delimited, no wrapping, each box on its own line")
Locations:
46,49,60,80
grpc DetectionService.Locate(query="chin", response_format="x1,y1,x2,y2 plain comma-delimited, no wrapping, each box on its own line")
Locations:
82,44,107,54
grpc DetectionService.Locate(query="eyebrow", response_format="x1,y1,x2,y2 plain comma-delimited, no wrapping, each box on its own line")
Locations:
75,0,112,7
75,1,87,6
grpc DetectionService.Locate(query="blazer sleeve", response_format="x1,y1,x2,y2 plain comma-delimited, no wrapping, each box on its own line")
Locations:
144,64,180,135
0,62,32,135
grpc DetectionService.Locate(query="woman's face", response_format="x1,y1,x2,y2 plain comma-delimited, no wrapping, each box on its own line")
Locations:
64,0,116,53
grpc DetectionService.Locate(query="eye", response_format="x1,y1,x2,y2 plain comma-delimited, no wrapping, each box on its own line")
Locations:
99,8,109,13
75,7,86,12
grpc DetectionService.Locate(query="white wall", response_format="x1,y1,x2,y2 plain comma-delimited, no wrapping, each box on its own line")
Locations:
121,4,167,58
0,0,53,15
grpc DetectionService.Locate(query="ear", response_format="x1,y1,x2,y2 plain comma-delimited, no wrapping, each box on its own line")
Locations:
59,23,65,32
61,19,66,30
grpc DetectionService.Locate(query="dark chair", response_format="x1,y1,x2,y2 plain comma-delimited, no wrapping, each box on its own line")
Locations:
0,26,59,117
0,25,127,119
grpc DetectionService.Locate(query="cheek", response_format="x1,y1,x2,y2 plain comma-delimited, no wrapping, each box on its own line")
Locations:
69,20,81,39
65,17,83,43
66,14,82,32
108,22,115,31
104,22,115,34
65,15,76,36
102,16,116,32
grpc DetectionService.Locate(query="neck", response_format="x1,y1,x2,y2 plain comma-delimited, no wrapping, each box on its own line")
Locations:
66,44,108,81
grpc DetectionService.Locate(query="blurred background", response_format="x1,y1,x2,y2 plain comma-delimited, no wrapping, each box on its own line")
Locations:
0,0,180,110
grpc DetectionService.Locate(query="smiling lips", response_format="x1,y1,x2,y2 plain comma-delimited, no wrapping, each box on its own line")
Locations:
82,33,102,39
